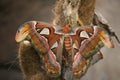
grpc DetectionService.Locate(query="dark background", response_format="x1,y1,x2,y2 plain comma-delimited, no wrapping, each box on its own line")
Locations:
0,0,120,80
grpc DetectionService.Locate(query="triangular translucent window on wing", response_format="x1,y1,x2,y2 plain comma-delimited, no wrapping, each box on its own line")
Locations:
73,43,79,49
80,31,89,38
39,28,50,35
51,41,58,49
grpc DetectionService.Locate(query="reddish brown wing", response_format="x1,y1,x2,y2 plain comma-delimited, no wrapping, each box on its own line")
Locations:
72,26,115,77
35,21,62,48
71,27,94,49
35,21,64,64
72,26,114,58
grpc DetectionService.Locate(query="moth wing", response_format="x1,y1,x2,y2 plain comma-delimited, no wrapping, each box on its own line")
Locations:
35,21,62,47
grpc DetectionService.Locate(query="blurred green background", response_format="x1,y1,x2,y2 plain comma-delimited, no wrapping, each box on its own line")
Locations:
0,0,120,80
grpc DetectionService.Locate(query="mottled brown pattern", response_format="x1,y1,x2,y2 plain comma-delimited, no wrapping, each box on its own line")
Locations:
78,0,96,25
53,0,96,26
19,41,47,80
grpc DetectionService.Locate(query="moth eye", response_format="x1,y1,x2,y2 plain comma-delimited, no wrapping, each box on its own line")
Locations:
80,31,89,38
51,41,58,49
39,28,50,35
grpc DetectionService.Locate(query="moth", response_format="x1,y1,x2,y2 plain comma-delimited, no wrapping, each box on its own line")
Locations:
15,21,119,78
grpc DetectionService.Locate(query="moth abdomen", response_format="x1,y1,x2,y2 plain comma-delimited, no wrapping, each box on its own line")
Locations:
64,37,72,51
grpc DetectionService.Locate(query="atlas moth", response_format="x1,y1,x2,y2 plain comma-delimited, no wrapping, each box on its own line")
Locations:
15,20,119,78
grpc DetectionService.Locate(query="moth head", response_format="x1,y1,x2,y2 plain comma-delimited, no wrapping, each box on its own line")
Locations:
15,24,30,43
54,25,73,35
63,25,71,34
